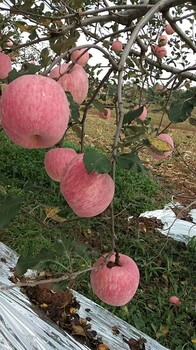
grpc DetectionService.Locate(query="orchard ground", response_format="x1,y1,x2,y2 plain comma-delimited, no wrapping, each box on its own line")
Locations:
0,109,195,350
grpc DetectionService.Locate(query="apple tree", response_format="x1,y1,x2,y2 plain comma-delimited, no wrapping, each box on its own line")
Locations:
0,0,196,305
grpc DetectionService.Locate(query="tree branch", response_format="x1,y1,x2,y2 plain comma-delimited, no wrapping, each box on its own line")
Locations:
165,11,196,53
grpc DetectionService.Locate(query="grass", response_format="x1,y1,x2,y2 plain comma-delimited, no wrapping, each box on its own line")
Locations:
0,126,195,350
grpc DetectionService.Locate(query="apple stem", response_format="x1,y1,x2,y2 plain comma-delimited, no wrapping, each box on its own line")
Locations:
107,247,120,268
114,247,120,266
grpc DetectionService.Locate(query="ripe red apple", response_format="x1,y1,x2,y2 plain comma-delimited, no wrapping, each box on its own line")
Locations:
151,45,167,58
70,48,89,66
165,24,174,35
1,75,70,148
158,35,168,46
49,63,88,104
168,296,181,305
112,40,123,52
0,52,12,79
6,40,14,47
98,108,111,120
60,154,115,217
90,253,140,306
133,105,147,121
44,148,77,182
147,133,174,160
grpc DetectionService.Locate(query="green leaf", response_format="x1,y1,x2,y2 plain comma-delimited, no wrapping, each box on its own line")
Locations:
168,100,194,123
71,124,82,138
67,92,80,123
40,47,51,67
83,149,112,174
8,65,41,83
50,36,78,55
93,100,106,112
115,153,146,173
123,106,145,125
0,195,22,229
29,28,38,40
15,249,52,275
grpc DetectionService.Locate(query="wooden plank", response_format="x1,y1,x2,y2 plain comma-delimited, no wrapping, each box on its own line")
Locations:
0,243,169,350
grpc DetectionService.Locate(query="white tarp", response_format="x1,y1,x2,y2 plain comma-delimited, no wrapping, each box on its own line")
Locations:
136,203,196,244
0,242,169,350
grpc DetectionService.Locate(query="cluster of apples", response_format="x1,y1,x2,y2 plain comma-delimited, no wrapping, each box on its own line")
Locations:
0,47,116,218
151,23,174,59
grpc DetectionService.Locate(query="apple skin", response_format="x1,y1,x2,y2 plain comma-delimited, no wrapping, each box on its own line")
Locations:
1,75,70,149
98,108,111,120
0,52,12,79
49,63,88,104
112,40,123,52
148,133,174,160
158,35,168,46
90,253,140,306
151,45,167,58
168,296,181,305
44,148,77,182
6,40,14,47
60,154,115,218
133,105,147,121
70,48,89,66
165,24,174,35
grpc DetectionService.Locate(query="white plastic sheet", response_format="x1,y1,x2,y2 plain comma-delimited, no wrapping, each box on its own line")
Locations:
0,242,169,350
137,203,196,244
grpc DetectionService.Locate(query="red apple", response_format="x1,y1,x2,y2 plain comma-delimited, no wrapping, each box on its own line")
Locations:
112,40,123,52
158,35,168,46
168,296,181,305
49,63,88,104
90,253,140,306
165,24,174,35
147,133,174,160
44,147,77,182
0,52,12,79
6,40,14,47
133,105,147,121
70,48,89,66
98,108,111,119
151,45,167,58
60,154,115,217
1,75,70,148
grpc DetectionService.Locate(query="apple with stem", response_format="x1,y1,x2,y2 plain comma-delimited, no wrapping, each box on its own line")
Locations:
1,75,70,148
90,250,140,306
